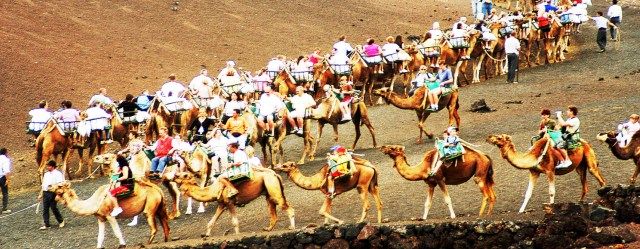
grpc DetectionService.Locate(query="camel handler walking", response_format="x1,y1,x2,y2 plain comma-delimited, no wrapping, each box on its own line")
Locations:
590,11,618,53
0,148,11,214
504,31,520,84
39,160,65,230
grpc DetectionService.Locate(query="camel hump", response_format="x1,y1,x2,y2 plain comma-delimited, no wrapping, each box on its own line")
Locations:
353,156,376,169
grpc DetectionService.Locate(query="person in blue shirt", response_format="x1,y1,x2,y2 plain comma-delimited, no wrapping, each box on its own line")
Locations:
426,62,454,111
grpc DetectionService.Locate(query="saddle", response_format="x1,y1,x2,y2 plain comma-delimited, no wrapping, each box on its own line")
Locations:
223,163,253,183
328,155,355,179
436,140,464,161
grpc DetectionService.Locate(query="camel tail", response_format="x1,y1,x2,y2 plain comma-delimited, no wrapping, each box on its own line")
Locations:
485,155,495,186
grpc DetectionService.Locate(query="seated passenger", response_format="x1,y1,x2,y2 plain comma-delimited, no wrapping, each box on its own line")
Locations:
117,94,140,123
204,129,229,175
28,100,52,139
54,100,81,145
362,38,383,74
287,86,316,135
257,86,284,137
451,23,470,60
224,109,249,150
382,36,409,73
85,103,113,144
617,114,640,147
88,88,114,107
326,146,354,198
222,92,246,124
427,63,454,111
188,109,215,143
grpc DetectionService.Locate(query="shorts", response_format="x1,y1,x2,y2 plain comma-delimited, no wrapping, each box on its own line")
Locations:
289,109,305,119
259,113,277,123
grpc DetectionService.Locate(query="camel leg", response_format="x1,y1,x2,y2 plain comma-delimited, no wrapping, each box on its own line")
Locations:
264,199,278,231
106,216,126,247
319,198,343,224
547,173,556,205
439,182,456,218
352,119,361,150
519,172,539,213
362,116,377,148
285,204,296,230
186,197,193,215
416,111,425,144
332,124,339,143
631,159,640,184
422,186,435,220
198,201,205,213
97,219,106,249
370,186,383,223
475,177,489,217
314,122,325,157
163,181,180,218
205,204,225,237
357,186,371,223
228,204,240,234
145,211,158,244
585,153,606,188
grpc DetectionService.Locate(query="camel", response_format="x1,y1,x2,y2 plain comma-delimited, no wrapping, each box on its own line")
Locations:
274,159,382,224
93,151,183,218
470,23,506,84
438,30,482,86
350,51,376,105
308,93,377,152
172,171,295,236
256,112,315,166
399,43,428,95
50,181,170,248
379,145,495,219
519,15,544,67
542,17,567,64
487,134,606,213
373,87,460,143
273,69,299,97
36,119,74,180
597,131,640,184
144,97,199,143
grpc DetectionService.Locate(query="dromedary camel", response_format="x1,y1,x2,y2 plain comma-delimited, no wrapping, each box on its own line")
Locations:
36,119,74,180
275,159,382,224
172,171,295,236
50,181,170,248
308,93,377,153
380,145,495,219
597,131,640,184
257,114,315,166
373,87,460,143
487,134,606,213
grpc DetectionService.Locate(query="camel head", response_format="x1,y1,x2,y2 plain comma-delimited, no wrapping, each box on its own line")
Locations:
172,172,198,186
94,153,116,165
379,145,406,158
596,131,617,145
273,162,299,173
486,134,513,148
50,181,74,204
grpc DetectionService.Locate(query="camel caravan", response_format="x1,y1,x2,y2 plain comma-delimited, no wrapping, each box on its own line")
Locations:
20,0,635,247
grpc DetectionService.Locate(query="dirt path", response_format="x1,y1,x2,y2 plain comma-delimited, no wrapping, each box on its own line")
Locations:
1,1,639,248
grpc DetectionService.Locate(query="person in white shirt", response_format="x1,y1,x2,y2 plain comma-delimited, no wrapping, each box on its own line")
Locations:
266,56,287,79
204,129,230,175
257,86,284,137
292,55,314,82
85,103,113,144
287,86,316,135
189,69,216,94
504,32,520,84
536,1,546,17
212,143,244,199
245,146,263,168
39,160,65,230
555,106,580,169
607,0,622,40
617,114,640,147
88,88,114,107
222,92,247,124
427,22,444,42
159,74,192,112
409,65,436,96
330,36,354,73
590,11,618,53
451,23,471,60
28,100,53,139
218,61,241,87
452,17,469,31
0,148,11,214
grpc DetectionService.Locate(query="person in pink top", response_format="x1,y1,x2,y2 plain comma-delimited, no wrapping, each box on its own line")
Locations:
362,38,383,74
309,48,322,65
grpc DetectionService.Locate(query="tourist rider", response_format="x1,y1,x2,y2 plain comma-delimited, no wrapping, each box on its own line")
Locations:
148,127,173,178
117,131,145,160
188,108,215,143
85,102,113,144
451,23,471,60
39,160,65,230
117,94,140,124
159,74,190,112
538,109,557,138
326,146,354,199
616,114,640,147
217,61,240,80
0,148,11,214
257,85,284,137
287,86,316,135
382,36,409,73
53,100,81,145
222,92,247,125
362,38,383,74
212,143,243,199
409,65,436,96
204,129,230,175
27,100,53,144
136,90,154,112
475,20,497,50
330,36,354,74
426,62,453,111
224,109,250,150
107,155,134,217
555,106,581,169
88,87,114,107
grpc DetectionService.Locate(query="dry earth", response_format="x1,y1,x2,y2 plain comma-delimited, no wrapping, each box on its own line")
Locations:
0,0,639,248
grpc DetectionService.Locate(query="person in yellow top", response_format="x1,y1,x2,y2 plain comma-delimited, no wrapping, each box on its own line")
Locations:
224,109,249,150
326,145,355,199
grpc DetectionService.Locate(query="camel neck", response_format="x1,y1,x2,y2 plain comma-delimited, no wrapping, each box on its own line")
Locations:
287,167,325,190
391,153,428,181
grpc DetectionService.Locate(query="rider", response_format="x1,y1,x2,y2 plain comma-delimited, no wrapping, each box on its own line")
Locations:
224,109,250,150
555,106,580,169
159,74,189,112
451,23,471,60
334,76,354,122
85,103,113,144
222,92,247,124
330,35,354,74
538,12,552,40
362,38,383,74
257,86,284,137
188,108,215,143
53,100,81,145
309,48,322,65
326,145,354,199
426,62,454,111
117,94,140,124
217,61,241,85
212,143,243,199
475,20,497,50
88,88,114,107
287,86,316,135
427,22,444,43
117,131,145,160
204,128,229,175
409,65,436,96
431,127,465,176
617,114,640,147
108,155,134,217
293,55,314,81
252,68,273,95
28,100,53,140
168,134,194,173
189,69,216,94
538,109,557,138
148,127,173,178
382,36,409,73
266,56,287,78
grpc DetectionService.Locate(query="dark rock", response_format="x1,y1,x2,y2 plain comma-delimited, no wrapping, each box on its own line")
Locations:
379,226,393,236
267,233,293,248
295,232,313,244
587,226,636,245
242,236,265,246
598,77,605,81
572,237,602,248
357,225,378,240
304,245,321,249
590,206,617,222
470,99,495,113
533,234,573,249
313,228,334,244
504,100,523,104
322,239,349,249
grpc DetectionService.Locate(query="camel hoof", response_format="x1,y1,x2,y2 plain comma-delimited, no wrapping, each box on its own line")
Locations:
410,217,425,221
382,218,390,223
185,210,192,215
415,139,423,144
263,226,274,231
629,178,636,185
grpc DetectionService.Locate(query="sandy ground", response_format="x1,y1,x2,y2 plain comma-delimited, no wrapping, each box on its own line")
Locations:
0,0,639,248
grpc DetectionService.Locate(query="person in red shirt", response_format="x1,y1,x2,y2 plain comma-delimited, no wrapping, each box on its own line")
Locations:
149,127,173,177
538,13,551,39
